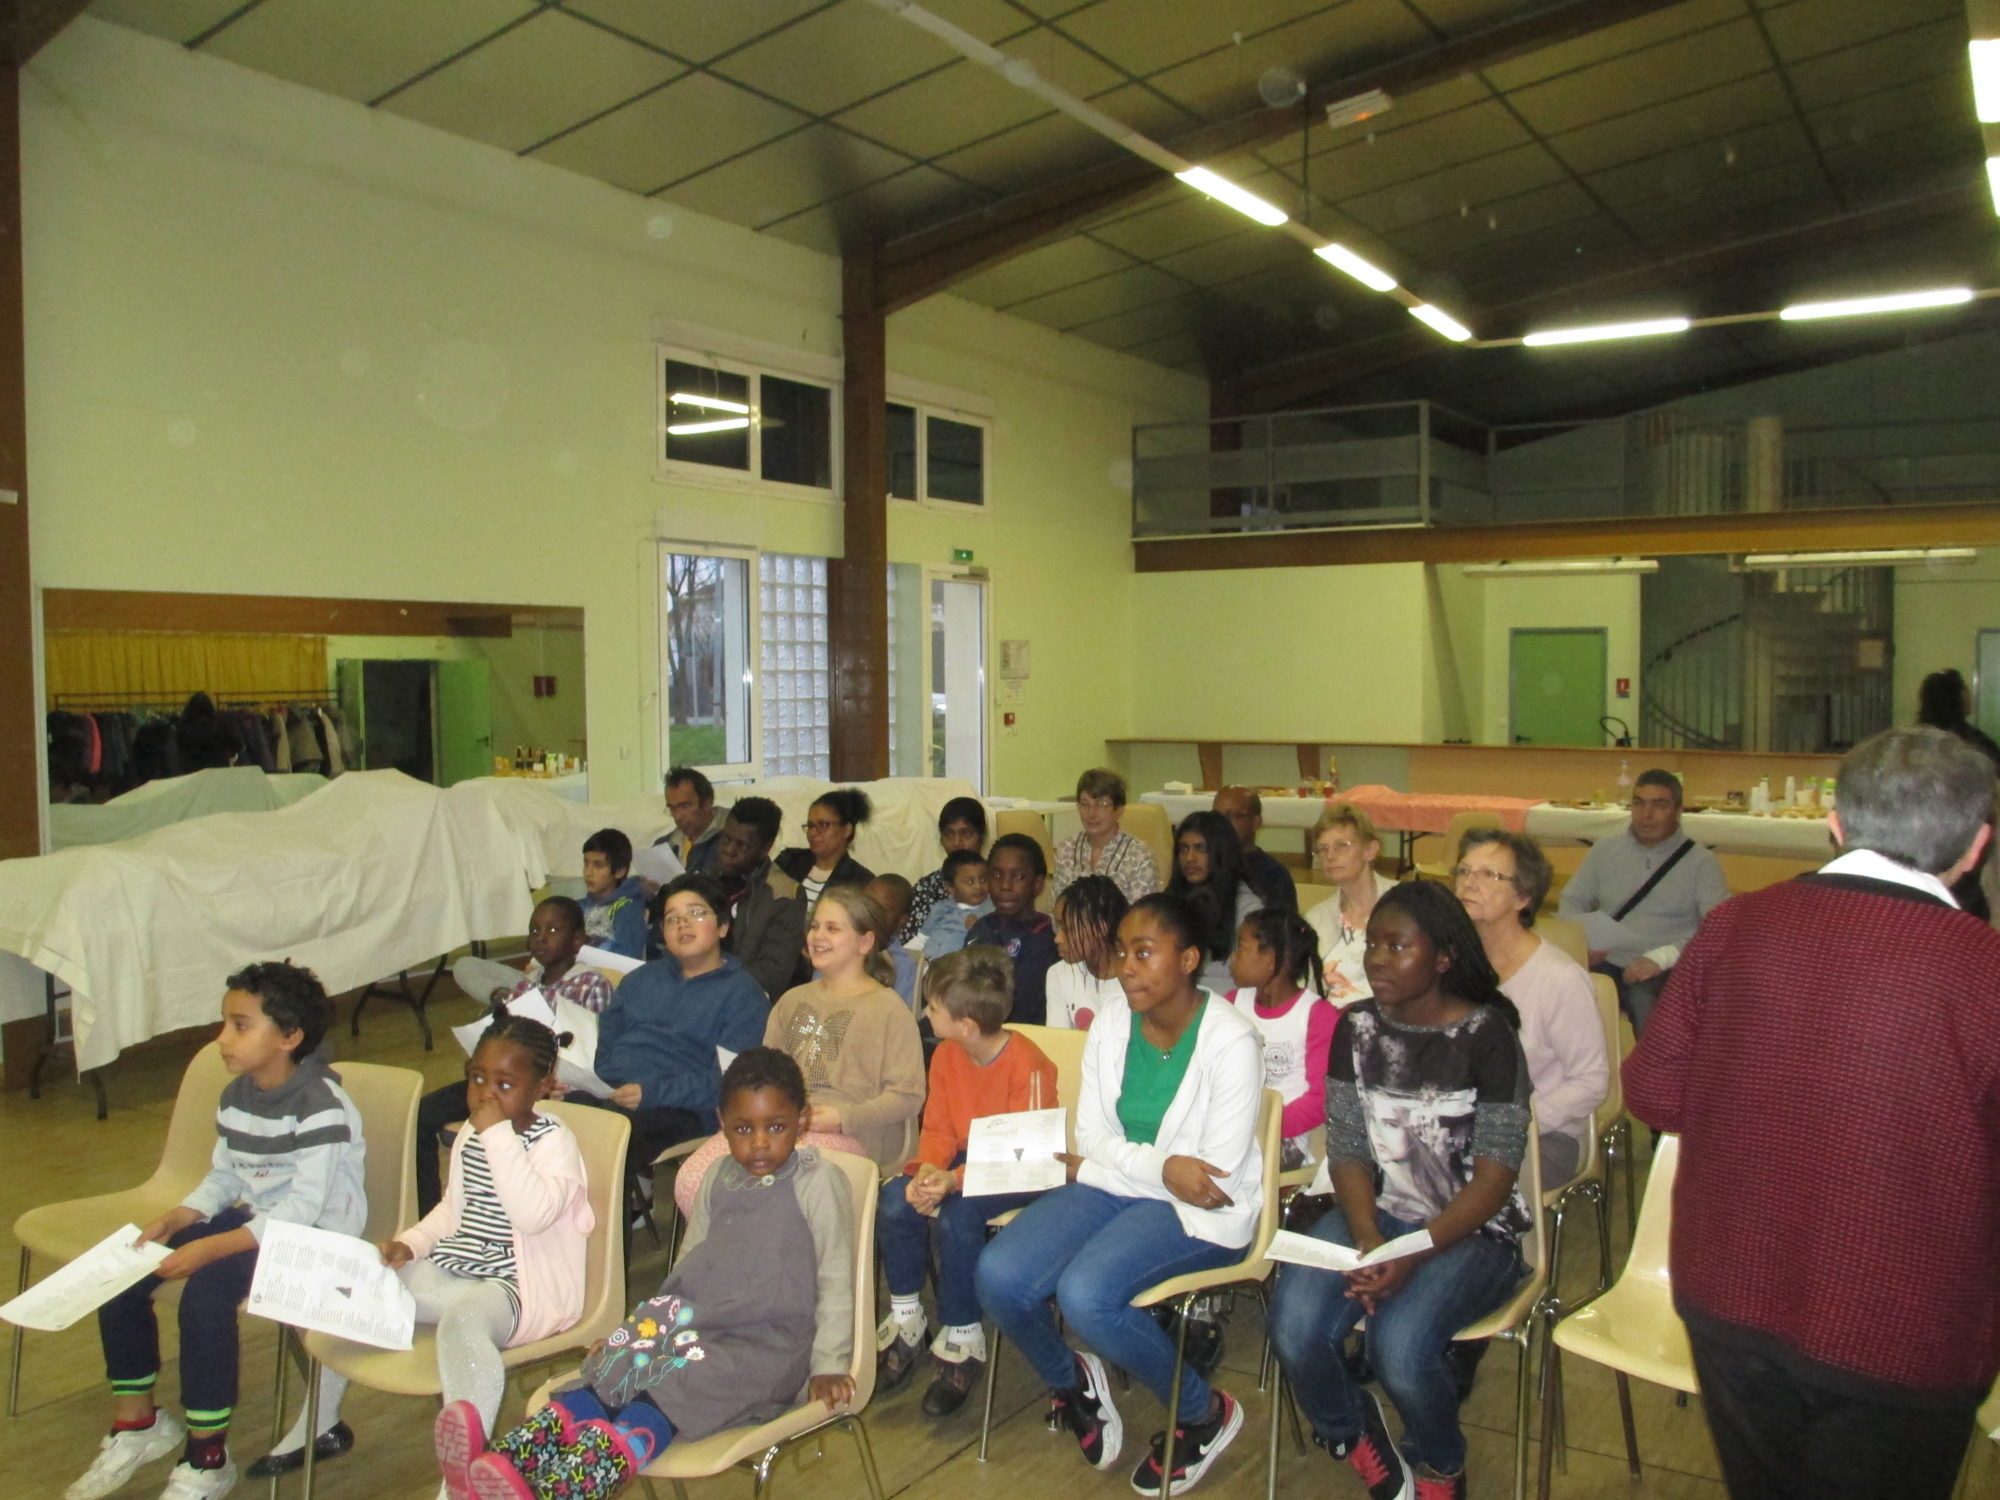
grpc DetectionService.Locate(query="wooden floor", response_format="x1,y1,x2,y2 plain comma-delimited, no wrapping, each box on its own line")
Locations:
3,986,1995,1500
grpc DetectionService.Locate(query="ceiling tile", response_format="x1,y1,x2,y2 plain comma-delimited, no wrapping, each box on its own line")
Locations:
756,208,845,253
559,0,833,65
1389,178,1600,263
1150,227,1305,285
89,0,257,44
1065,297,1203,350
763,162,979,246
201,0,536,107
1116,328,1210,370
1805,70,1977,149
1782,18,1964,112
532,70,811,193
1087,191,1268,260
1542,72,1794,176
655,123,918,231
1338,140,1570,235
1504,17,1768,138
927,109,1111,191
831,46,1103,159
909,0,1049,45
711,4,957,117
1400,0,1551,30
1481,0,1744,92
1003,262,1198,329
1302,100,1534,203
1051,0,1334,81
952,236,1147,308
380,8,682,152
1761,0,1961,65
1143,0,1431,121
1579,117,1813,212
1258,73,1492,173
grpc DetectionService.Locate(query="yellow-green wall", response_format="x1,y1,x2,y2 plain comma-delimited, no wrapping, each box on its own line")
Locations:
1893,550,2000,722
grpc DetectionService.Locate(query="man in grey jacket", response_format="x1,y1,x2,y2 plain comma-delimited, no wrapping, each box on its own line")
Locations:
712,795,807,1001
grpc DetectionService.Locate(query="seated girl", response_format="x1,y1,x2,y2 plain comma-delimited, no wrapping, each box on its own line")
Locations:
671,886,925,1215
1267,881,1533,1500
976,892,1264,1499
1222,909,1335,1171
1165,811,1262,994
383,1014,592,1500
1047,874,1127,1031
436,1048,856,1500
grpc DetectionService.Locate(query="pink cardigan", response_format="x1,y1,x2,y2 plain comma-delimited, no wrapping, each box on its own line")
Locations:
398,1112,593,1347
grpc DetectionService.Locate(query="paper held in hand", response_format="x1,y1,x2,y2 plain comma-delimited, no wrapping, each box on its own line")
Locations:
0,1224,169,1331
247,1220,416,1350
452,985,613,1098
961,1107,1067,1197
1265,1227,1433,1274
577,945,643,975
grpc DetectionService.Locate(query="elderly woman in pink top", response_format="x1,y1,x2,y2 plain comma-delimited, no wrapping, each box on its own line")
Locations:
1454,828,1609,1189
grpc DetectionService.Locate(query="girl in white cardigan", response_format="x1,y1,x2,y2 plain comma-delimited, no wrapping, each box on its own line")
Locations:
976,891,1264,1500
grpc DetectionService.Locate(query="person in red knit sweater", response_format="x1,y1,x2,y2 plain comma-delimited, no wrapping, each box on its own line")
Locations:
1625,725,2000,1500
874,945,1059,1418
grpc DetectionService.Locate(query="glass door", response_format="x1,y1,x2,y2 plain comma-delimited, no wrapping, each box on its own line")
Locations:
661,548,757,778
928,572,987,790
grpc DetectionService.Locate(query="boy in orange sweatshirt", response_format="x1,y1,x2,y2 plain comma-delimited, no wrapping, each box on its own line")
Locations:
875,946,1059,1418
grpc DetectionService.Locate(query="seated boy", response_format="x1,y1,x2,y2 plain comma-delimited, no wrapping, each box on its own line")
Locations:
422,896,612,1213
865,874,920,1009
68,962,368,1500
914,850,991,960
581,828,648,960
876,947,1058,1417
967,833,1059,1027
584,873,768,1200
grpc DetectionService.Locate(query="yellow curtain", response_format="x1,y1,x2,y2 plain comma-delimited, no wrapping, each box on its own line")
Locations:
45,630,328,706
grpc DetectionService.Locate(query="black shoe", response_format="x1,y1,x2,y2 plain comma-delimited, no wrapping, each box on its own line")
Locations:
244,1423,355,1478
920,1351,983,1417
1049,1350,1123,1471
1128,1391,1243,1497
1446,1339,1488,1402
875,1324,927,1395
1324,1389,1410,1500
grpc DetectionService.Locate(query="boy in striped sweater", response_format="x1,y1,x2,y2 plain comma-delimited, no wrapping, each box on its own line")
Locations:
66,962,369,1500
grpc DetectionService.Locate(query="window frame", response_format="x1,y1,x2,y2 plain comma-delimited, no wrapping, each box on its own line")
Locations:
655,344,842,504
657,542,762,784
885,393,992,512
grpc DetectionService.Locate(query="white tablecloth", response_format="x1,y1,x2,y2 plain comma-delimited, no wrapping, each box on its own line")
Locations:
1525,804,1835,860
48,768,328,850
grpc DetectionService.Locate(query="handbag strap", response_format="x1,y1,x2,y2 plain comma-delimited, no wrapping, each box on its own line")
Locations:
1611,837,1696,923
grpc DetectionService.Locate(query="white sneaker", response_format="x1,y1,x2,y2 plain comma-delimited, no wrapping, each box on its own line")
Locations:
66,1415,187,1500
158,1459,237,1500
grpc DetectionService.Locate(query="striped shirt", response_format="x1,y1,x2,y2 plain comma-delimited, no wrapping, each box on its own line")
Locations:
181,1055,368,1242
429,1114,560,1301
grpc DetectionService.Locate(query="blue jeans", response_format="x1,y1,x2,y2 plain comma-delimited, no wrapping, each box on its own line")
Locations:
1268,1207,1523,1476
975,1183,1236,1424
877,1175,1040,1329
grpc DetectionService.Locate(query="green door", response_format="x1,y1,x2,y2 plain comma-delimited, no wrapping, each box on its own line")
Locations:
1510,629,1607,746
434,659,493,786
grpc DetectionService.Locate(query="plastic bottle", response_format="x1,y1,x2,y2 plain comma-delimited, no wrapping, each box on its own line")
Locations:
1616,758,1633,795
1784,774,1797,808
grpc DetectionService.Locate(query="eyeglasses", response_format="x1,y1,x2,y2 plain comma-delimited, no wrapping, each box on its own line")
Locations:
1077,796,1117,811
803,820,845,834
1453,865,1517,887
1318,839,1361,855
661,906,717,927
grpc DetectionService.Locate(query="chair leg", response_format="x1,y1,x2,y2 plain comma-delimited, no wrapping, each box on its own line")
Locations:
977,1325,1005,1461
1615,1370,1640,1477
1619,1121,1637,1237
1512,1330,1532,1500
1158,1295,1191,1496
840,1415,885,1500
1536,1342,1561,1500
7,1247,27,1418
1265,1364,1282,1500
301,1358,323,1500
268,1329,289,1500
1591,1188,1613,1299
1543,1203,1568,1319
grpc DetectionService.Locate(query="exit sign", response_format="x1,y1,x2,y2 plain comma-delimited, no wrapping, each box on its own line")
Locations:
951,548,974,563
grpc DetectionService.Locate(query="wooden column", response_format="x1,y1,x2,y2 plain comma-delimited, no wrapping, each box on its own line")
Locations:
0,57,34,861
829,250,889,780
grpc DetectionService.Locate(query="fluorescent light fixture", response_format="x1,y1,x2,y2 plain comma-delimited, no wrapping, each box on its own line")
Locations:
1974,39,2000,122
1989,157,2000,216
666,418,751,436
1738,548,1976,571
669,392,750,413
1409,303,1472,342
1522,317,1690,347
1173,167,1288,226
1314,243,1398,292
1463,557,1659,577
1779,287,1975,321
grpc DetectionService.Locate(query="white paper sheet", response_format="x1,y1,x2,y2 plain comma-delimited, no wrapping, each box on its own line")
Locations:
0,1224,170,1331
452,987,612,1097
247,1221,415,1350
631,841,685,887
1266,1227,1433,1274
961,1107,1067,1197
577,945,644,975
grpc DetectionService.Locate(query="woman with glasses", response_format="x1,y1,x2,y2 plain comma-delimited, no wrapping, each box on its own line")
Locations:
1052,767,1162,905
1452,828,1606,1189
1302,804,1398,1005
774,787,876,905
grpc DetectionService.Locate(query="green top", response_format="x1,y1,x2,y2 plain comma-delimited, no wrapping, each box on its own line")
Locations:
1117,1004,1205,1145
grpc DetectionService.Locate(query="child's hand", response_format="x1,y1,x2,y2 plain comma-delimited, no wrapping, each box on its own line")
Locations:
609,1084,644,1110
156,1235,225,1282
809,1373,855,1411
379,1240,414,1269
136,1207,200,1248
467,1092,508,1133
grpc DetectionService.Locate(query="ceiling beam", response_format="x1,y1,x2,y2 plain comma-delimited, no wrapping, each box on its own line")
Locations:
868,0,1698,314
8,0,95,66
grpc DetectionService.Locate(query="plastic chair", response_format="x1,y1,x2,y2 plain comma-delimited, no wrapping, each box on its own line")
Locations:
977,1089,1284,1472
1535,1134,1692,1499
1119,802,1174,887
8,1041,230,1417
1536,915,1589,969
291,1101,630,1499
1002,1023,1087,1117
993,809,1056,877
1266,1106,1550,1500
1413,810,1506,884
1541,976,1620,1316
1594,978,1639,1236
527,1146,884,1500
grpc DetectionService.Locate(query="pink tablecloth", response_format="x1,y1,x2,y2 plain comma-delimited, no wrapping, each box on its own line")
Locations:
1337,784,1541,836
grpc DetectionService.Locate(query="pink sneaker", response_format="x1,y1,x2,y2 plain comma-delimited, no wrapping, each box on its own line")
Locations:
434,1402,487,1500
465,1451,536,1500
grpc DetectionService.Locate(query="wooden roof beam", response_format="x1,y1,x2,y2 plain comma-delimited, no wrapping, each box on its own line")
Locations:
9,0,95,65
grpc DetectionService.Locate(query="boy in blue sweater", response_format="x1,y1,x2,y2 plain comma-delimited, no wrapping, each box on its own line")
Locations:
589,873,768,1200
580,828,649,960
68,962,368,1500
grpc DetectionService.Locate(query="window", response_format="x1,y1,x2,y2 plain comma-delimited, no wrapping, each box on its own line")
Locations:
661,549,755,776
658,350,836,495
884,398,988,506
758,553,829,778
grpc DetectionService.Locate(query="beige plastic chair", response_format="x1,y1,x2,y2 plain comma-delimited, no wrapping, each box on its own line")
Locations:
1003,1023,1087,1119
1536,1134,1693,1500
1119,802,1174,886
1413,810,1505,884
1536,915,1589,969
1541,976,1621,1315
978,1090,1284,1472
8,1041,230,1416
292,1100,631,1498
1953,1380,2000,1496
528,1146,884,1500
993,809,1056,878
1266,1106,1550,1500
1594,976,1639,1236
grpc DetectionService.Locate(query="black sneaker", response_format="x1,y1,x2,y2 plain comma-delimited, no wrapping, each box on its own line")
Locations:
1049,1350,1122,1471
1322,1388,1410,1500
1128,1391,1243,1497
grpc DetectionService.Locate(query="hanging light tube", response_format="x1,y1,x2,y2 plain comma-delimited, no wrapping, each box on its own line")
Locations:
1779,287,1975,321
1408,303,1472,342
669,392,750,413
1973,38,2000,122
1522,317,1691,347
1737,548,1976,571
1173,167,1289,226
666,418,751,436
1313,243,1398,292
